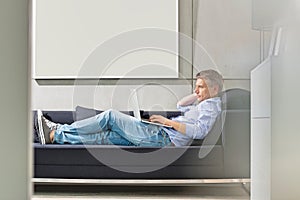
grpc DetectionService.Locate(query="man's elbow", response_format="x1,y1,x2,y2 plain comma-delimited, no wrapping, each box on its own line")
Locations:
177,101,183,107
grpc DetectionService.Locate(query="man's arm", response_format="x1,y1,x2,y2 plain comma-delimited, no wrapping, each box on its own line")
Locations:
177,93,198,107
149,93,198,135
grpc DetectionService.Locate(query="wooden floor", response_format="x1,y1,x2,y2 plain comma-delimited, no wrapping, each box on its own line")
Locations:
33,183,250,200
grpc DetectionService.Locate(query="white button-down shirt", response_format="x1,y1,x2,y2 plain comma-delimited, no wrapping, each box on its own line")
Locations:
163,97,221,146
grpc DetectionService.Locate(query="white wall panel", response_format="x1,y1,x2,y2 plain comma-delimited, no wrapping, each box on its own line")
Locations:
33,0,179,78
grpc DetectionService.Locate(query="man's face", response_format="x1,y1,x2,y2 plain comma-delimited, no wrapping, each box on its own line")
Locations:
194,78,213,102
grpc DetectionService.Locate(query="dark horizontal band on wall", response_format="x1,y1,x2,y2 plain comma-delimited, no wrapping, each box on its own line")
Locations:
35,78,250,86
35,78,195,86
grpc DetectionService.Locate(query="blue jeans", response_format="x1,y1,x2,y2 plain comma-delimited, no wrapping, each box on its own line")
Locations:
53,109,172,147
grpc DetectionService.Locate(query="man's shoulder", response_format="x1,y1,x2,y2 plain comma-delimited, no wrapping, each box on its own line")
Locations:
200,97,221,104
197,97,222,111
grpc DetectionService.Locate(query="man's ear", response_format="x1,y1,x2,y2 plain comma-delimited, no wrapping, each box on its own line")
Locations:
210,85,219,97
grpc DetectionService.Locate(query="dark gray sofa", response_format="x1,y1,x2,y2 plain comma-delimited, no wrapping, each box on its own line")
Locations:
33,88,250,179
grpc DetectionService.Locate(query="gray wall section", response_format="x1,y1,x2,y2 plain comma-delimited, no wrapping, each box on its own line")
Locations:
0,0,31,199
193,0,261,78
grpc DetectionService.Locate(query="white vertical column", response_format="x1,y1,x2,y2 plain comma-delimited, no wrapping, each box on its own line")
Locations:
251,58,271,200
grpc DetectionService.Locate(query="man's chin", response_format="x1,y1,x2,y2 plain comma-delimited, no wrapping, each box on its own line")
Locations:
198,96,210,102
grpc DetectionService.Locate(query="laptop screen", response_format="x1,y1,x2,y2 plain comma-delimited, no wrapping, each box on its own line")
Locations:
130,89,142,121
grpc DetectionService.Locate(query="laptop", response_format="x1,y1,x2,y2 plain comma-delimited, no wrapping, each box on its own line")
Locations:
130,89,172,128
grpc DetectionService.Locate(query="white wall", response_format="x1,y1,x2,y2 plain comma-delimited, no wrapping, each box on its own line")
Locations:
34,0,179,79
32,0,255,111
0,0,31,199
32,79,250,110
31,0,194,111
31,81,192,111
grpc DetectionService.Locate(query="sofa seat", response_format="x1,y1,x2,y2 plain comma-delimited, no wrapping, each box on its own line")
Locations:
34,143,224,179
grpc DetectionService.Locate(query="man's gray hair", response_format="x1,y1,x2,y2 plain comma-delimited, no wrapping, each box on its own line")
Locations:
196,69,223,92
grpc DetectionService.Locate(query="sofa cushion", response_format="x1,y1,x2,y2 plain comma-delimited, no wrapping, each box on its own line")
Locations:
34,143,224,179
75,106,102,120
75,106,134,121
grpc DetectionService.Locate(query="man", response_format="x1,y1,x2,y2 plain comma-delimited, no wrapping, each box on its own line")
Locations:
37,69,223,147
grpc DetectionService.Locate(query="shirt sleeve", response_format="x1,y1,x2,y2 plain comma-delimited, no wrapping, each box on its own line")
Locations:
184,99,220,139
176,104,193,113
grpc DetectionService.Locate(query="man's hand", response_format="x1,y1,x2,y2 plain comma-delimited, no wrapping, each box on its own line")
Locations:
149,115,186,134
149,115,169,125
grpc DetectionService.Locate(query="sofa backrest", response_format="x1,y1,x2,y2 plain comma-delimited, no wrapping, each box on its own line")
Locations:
220,88,251,110
33,88,250,149
221,88,251,177
191,88,250,147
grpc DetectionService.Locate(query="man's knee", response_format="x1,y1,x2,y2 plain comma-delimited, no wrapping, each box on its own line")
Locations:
104,109,119,119
106,108,117,114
